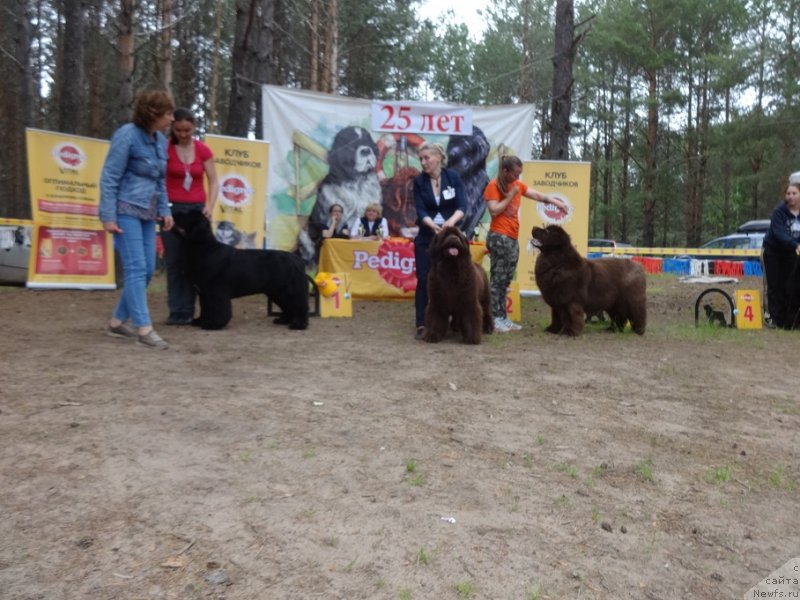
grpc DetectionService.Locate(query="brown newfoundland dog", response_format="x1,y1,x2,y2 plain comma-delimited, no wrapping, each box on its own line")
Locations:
424,226,494,344
531,225,646,336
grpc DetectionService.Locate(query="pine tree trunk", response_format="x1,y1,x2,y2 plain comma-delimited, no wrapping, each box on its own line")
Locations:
323,0,337,93
59,0,85,134
116,0,136,126
0,0,33,217
309,0,320,91
642,68,658,246
548,0,574,161
208,0,223,132
160,0,173,95
226,0,273,137
86,0,106,138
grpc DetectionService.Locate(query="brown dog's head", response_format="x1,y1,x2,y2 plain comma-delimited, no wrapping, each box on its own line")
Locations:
531,225,572,252
429,226,470,261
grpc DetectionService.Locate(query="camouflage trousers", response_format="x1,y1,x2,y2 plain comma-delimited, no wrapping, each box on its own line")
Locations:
487,231,519,319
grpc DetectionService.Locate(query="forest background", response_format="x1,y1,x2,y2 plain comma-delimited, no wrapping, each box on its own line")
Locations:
1,0,798,247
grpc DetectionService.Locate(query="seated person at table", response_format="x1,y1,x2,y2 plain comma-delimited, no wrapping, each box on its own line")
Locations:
309,203,350,261
350,203,389,241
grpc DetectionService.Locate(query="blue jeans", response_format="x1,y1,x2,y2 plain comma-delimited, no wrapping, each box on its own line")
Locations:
113,215,157,328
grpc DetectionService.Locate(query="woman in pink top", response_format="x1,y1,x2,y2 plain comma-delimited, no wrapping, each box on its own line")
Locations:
162,108,219,325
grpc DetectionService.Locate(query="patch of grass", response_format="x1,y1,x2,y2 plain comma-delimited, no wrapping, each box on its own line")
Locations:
147,280,167,293
522,454,534,467
342,557,358,573
555,462,579,478
297,508,317,521
408,473,426,486
526,583,545,600
405,459,417,473
554,494,569,508
704,465,732,485
591,506,600,522
636,459,654,482
768,465,796,491
302,447,317,459
416,547,430,565
455,581,475,597
238,451,252,462
398,589,412,600
322,536,338,547
536,435,545,446
771,399,800,416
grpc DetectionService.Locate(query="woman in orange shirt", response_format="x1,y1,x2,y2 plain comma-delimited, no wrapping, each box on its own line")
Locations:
484,155,566,332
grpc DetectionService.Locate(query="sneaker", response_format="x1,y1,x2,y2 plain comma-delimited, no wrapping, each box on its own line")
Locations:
137,330,169,349
106,322,137,339
503,317,522,331
415,326,425,340
493,317,511,333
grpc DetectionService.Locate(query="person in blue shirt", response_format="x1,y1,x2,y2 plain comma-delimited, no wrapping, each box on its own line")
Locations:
412,142,467,339
762,179,800,329
99,89,175,349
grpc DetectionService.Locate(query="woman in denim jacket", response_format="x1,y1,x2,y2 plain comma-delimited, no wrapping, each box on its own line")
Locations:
100,89,175,349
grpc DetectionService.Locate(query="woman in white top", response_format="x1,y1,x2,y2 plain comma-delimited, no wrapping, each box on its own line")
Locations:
350,202,389,241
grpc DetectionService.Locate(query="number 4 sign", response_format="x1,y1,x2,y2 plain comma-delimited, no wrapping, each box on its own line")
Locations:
734,289,763,329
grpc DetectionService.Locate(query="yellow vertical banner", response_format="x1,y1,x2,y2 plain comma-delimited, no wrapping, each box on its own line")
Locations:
320,273,353,317
204,134,269,249
506,281,521,321
25,128,114,289
518,161,592,294
734,290,763,329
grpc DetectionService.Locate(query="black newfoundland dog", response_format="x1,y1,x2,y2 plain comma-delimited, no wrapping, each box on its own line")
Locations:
424,226,493,344
531,225,646,336
173,211,309,330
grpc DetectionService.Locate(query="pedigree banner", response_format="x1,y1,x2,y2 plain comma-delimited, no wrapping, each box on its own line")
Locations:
205,134,269,249
518,160,592,294
319,239,416,300
25,128,114,289
262,84,535,260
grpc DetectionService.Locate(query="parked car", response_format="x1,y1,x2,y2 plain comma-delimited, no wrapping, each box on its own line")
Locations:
736,220,770,233
588,238,633,249
684,232,765,261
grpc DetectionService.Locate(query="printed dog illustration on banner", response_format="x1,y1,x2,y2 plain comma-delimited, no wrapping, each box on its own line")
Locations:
297,126,381,264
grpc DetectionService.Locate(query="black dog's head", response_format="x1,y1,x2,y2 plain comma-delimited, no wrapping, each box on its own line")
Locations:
531,225,572,252
325,126,379,184
172,211,217,245
429,226,470,262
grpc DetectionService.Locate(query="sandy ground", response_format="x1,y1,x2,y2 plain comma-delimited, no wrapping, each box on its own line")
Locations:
0,273,798,600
